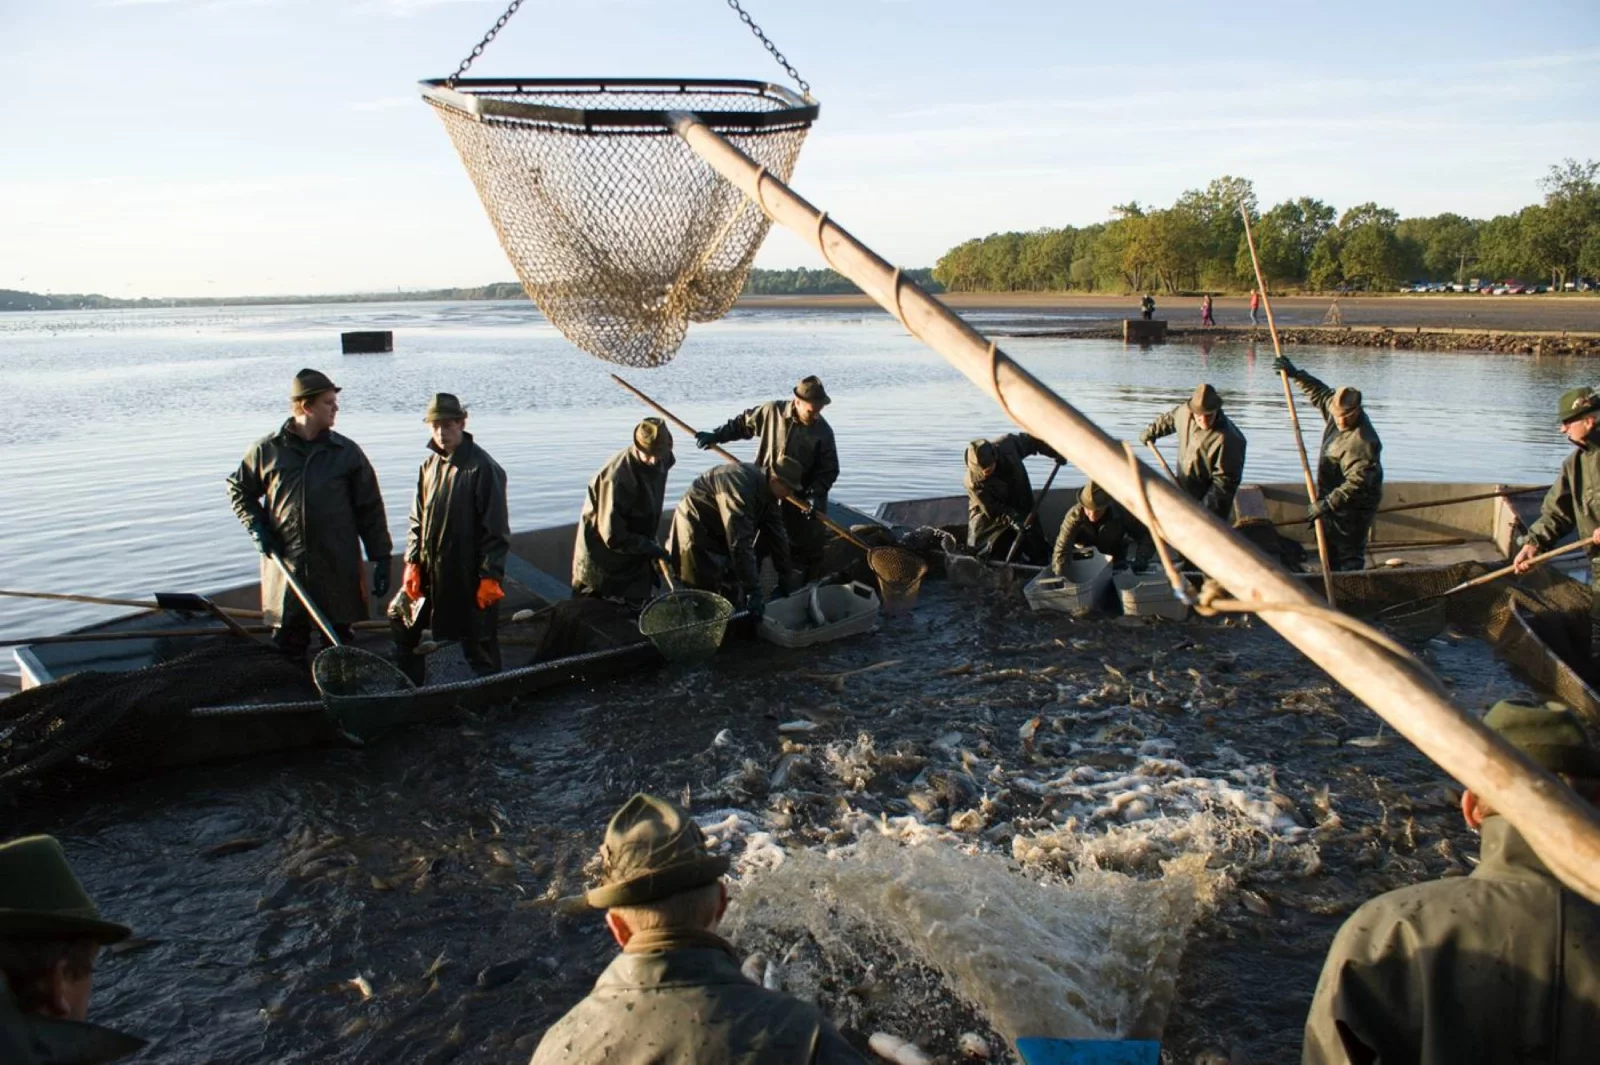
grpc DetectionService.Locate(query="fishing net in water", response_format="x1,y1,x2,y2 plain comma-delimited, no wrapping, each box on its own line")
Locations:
869,546,930,615
421,78,816,367
639,588,735,663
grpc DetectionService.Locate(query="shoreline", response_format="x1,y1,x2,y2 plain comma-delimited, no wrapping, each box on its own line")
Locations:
997,323,1600,357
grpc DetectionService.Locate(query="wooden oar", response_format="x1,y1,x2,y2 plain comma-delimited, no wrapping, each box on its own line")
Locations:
0,588,262,618
1272,485,1548,527
1376,539,1591,618
1241,207,1337,607
1002,459,1064,566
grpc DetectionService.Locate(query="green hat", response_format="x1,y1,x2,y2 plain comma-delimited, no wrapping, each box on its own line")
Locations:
290,368,340,400
0,836,130,944
634,417,672,456
585,794,730,909
1080,482,1111,510
1332,386,1362,413
771,455,806,492
1188,383,1222,414
1557,387,1600,424
1483,699,1600,776
423,392,468,422
968,439,998,471
794,375,831,407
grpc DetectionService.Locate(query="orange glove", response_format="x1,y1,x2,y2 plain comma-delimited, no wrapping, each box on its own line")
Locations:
476,577,505,610
403,562,424,600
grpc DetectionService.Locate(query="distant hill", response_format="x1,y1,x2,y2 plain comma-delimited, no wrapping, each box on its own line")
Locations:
0,268,940,312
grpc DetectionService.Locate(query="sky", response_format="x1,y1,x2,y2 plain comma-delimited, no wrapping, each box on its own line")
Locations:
1,0,1597,298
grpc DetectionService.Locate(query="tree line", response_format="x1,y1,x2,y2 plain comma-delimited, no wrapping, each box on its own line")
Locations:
932,160,1600,294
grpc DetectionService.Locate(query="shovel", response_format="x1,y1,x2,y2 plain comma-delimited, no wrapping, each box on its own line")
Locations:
1374,538,1591,620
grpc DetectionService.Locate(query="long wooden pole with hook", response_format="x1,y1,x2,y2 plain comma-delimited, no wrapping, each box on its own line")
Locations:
669,112,1600,902
1240,208,1337,606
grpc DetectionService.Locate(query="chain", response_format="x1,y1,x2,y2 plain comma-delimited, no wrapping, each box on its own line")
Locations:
447,0,525,86
724,0,809,96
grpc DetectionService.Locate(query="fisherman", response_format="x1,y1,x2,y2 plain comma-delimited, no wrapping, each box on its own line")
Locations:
1140,294,1156,320
572,418,675,603
0,835,146,1065
1139,384,1248,522
666,458,804,612
528,793,865,1065
389,393,510,684
1273,356,1383,570
227,368,392,657
1050,482,1154,574
695,376,840,584
964,434,1062,564
1514,386,1600,658
1302,699,1600,1064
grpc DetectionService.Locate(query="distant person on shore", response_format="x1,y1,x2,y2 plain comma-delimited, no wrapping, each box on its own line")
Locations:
1302,699,1600,1065
1513,387,1600,656
1050,482,1153,575
572,418,675,603
391,393,510,684
0,835,146,1065
964,433,1062,564
1249,289,1261,326
1139,385,1248,522
1140,293,1156,320
528,793,866,1065
1201,293,1216,326
227,368,392,658
695,376,839,584
667,458,802,613
1273,357,1383,570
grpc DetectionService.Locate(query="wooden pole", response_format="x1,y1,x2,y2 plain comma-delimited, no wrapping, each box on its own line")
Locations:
1272,485,1548,527
671,113,1600,902
0,626,273,648
1002,460,1064,566
1240,209,1337,606
0,588,262,618
1145,440,1177,480
1376,539,1592,617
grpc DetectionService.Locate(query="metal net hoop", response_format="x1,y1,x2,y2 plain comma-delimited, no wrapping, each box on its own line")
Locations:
421,78,817,368
639,587,736,663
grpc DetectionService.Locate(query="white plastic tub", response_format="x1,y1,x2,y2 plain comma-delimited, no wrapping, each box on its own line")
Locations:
1114,569,1190,620
1023,551,1112,615
759,581,882,648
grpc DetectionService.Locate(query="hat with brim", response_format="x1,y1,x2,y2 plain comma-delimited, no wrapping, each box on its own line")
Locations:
1080,482,1112,510
771,455,806,493
1332,386,1362,413
1558,387,1600,424
634,417,673,456
1483,699,1600,777
1188,384,1222,414
423,392,468,423
0,836,130,944
968,440,998,471
585,794,730,910
794,376,831,407
290,368,341,401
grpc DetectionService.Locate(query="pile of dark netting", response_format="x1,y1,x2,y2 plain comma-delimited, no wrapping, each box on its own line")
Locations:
0,642,316,795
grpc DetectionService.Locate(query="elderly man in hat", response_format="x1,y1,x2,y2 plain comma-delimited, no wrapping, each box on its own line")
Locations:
1514,386,1600,658
227,368,392,656
391,393,510,683
529,793,864,1064
0,835,145,1064
1302,699,1600,1064
1050,481,1154,575
695,376,840,584
964,432,1062,564
572,418,675,602
666,458,803,613
1273,356,1384,570
1139,383,1248,522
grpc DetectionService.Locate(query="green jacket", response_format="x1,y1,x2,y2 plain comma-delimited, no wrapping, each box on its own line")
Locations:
965,433,1060,553
669,462,790,593
404,433,509,639
0,984,144,1065
1524,435,1600,557
1051,501,1153,573
1292,371,1383,516
226,421,392,625
712,400,840,507
529,942,864,1065
572,445,673,600
1303,816,1600,1064
1144,406,1247,520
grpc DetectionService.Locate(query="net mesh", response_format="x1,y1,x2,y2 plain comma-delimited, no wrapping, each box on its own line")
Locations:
310,645,417,743
638,588,735,663
425,84,812,367
869,545,930,615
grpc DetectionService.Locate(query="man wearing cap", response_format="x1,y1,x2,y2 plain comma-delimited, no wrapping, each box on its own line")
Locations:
1273,356,1384,570
1139,384,1248,522
572,418,675,602
666,459,801,613
695,376,840,584
1514,386,1600,658
0,835,145,1064
391,393,510,683
227,368,392,656
1050,482,1154,575
964,433,1063,563
1302,699,1600,1064
529,793,864,1064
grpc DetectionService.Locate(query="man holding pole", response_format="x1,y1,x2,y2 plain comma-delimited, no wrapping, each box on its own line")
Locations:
572,418,675,603
1139,384,1248,523
1051,482,1154,574
964,433,1061,564
1513,387,1600,657
694,376,839,584
1273,356,1383,571
666,458,804,612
